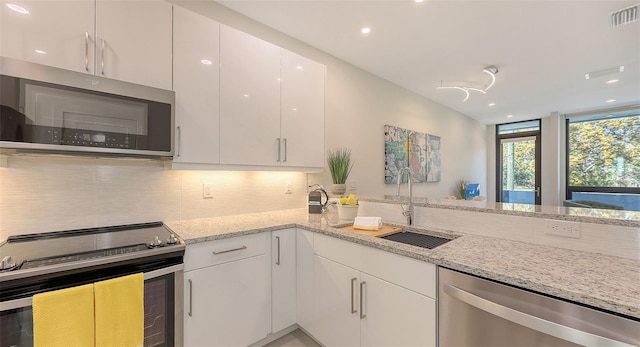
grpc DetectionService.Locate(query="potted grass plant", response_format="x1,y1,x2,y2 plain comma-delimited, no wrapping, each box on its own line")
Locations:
327,148,354,196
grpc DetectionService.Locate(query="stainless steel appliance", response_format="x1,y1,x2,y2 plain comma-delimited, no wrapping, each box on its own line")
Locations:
439,268,640,347
0,57,174,158
0,222,184,347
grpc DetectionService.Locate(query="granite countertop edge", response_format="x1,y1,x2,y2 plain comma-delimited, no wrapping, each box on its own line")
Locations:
165,209,640,320
359,196,640,228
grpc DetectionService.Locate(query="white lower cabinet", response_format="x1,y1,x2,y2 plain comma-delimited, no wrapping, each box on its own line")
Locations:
311,233,437,347
271,228,297,332
184,233,270,347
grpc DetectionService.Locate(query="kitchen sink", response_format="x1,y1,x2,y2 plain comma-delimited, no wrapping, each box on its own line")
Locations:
380,231,452,249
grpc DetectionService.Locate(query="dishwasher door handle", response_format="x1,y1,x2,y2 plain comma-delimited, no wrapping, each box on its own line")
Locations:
443,284,636,347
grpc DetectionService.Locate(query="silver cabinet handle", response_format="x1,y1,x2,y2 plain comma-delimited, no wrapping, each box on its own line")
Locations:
212,246,247,255
351,277,358,314
187,279,193,317
84,32,90,72
443,284,636,347
100,37,105,75
283,138,287,162
360,281,367,319
275,236,281,265
277,138,281,162
176,126,181,157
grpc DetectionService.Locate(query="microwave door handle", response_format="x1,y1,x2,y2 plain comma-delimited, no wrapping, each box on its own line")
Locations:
443,284,636,347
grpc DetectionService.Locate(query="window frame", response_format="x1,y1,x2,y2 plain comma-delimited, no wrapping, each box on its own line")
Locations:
565,112,640,200
495,119,542,205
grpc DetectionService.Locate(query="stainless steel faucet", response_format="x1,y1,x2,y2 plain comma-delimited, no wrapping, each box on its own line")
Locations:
396,167,414,225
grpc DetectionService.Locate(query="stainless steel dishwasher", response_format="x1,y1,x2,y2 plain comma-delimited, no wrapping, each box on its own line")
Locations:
438,268,640,347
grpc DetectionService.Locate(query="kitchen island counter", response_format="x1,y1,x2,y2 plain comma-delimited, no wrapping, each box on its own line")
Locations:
166,208,640,320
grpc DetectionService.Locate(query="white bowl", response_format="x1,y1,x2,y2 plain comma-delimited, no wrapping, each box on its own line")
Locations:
337,205,359,220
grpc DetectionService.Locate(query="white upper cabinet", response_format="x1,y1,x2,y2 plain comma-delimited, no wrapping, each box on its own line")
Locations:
219,25,326,169
172,6,220,164
96,0,172,89
280,49,326,168
219,25,282,166
0,0,172,89
0,1,95,74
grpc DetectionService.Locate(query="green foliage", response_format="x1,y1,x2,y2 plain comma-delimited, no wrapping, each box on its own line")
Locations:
502,140,535,190
327,148,354,184
568,116,640,187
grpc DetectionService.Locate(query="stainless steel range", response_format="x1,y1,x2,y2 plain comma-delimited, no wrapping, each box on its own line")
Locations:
0,222,185,347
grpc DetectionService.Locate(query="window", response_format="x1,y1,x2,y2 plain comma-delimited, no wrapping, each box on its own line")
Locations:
566,108,640,211
496,120,541,205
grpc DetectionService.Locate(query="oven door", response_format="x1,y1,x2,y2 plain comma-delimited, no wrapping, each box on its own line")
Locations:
0,265,183,347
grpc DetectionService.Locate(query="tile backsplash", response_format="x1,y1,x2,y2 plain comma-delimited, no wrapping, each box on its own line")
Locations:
0,155,308,240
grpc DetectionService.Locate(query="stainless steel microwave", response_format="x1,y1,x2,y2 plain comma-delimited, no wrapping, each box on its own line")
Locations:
0,57,174,158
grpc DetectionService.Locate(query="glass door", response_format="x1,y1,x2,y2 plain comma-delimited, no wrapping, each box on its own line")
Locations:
496,120,541,205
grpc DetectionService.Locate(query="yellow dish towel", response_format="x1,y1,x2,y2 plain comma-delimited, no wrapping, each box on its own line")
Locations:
95,273,144,347
33,283,95,347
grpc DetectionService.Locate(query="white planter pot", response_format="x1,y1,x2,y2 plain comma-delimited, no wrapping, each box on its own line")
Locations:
337,205,359,220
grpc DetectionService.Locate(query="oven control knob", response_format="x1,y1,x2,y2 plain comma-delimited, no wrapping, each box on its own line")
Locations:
0,256,17,271
167,234,178,245
149,236,164,248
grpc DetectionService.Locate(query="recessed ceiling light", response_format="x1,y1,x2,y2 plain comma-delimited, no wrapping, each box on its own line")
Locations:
361,27,371,34
34,49,46,55
7,4,29,14
605,99,616,103
488,103,495,106
243,94,249,98
200,59,212,65
296,66,303,70
415,0,424,2
506,114,514,118
606,79,619,84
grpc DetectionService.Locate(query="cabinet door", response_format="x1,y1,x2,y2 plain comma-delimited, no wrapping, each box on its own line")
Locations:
0,1,95,73
296,229,315,333
271,229,297,332
184,255,270,347
219,25,281,166
359,273,437,347
313,255,360,347
172,6,220,164
96,0,172,89
280,49,326,168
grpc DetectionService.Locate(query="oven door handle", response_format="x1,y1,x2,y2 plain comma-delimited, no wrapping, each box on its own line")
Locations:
443,284,636,347
1,264,184,311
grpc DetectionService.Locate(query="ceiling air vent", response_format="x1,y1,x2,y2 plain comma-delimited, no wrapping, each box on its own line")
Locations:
610,3,639,28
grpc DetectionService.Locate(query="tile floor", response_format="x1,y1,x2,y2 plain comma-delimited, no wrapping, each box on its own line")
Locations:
263,329,321,347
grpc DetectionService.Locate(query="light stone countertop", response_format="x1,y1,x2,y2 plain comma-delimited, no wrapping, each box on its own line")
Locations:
359,195,640,228
165,208,640,320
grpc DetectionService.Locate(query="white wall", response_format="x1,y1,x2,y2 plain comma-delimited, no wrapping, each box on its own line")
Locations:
173,1,488,199
0,2,489,239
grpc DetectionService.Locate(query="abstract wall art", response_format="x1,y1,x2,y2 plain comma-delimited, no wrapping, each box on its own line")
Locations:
384,124,441,183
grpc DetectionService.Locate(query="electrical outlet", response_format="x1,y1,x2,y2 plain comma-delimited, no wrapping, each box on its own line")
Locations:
202,183,213,199
285,183,292,194
544,219,580,238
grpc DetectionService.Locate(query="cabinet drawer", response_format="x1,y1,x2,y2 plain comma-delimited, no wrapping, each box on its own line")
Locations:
185,233,268,271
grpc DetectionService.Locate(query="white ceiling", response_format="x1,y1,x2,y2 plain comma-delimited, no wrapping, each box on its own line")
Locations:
217,0,640,124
